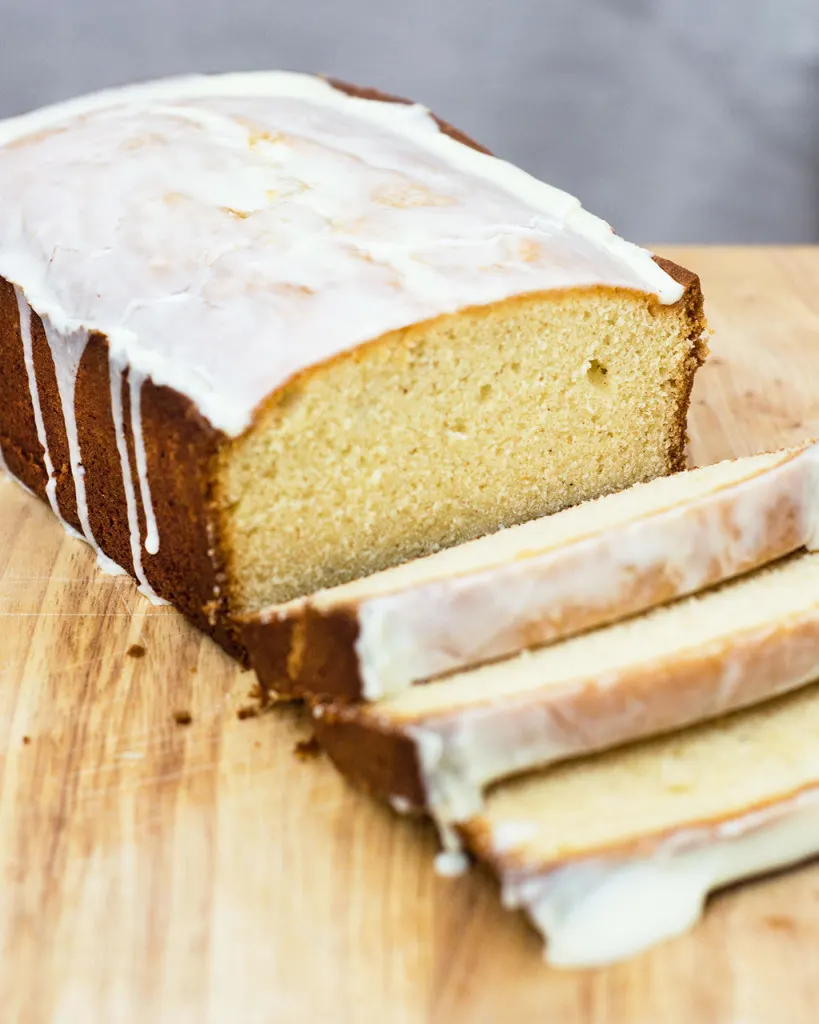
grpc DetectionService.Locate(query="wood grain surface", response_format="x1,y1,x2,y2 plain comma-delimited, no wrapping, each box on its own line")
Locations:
2,247,819,1024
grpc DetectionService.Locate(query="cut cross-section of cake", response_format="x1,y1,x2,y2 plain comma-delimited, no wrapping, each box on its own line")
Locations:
315,552,819,833
460,682,819,967
0,72,705,656
243,445,819,700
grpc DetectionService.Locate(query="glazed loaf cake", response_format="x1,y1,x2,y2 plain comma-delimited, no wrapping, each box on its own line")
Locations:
316,551,819,831
0,72,705,653
463,681,819,966
243,445,818,700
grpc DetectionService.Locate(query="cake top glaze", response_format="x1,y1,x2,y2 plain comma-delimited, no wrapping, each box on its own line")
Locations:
0,72,684,436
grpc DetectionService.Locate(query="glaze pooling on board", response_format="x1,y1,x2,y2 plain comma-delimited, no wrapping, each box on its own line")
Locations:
0,71,684,438
497,786,819,967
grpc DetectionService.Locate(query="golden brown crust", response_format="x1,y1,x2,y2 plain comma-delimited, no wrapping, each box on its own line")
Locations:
0,278,48,493
325,78,492,156
652,256,709,472
241,604,364,700
652,254,700,295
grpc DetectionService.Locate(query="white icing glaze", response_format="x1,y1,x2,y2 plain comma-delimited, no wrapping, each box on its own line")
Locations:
355,447,813,698
108,361,165,601
498,787,819,967
0,71,683,440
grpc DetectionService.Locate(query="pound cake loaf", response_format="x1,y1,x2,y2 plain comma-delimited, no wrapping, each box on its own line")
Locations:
462,682,819,967
316,552,819,831
0,72,705,654
243,445,818,700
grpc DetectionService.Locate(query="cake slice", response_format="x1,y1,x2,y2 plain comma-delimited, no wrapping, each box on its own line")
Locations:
243,445,818,700
315,552,819,830
461,682,819,967
0,72,705,656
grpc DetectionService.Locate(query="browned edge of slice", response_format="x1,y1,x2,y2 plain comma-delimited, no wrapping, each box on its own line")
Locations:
297,683,519,820
313,704,428,809
240,603,365,700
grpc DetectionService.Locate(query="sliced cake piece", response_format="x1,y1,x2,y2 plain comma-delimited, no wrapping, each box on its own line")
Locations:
315,552,819,832
460,682,819,967
242,445,818,701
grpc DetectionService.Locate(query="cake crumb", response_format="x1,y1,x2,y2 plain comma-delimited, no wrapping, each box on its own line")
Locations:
236,705,259,721
127,644,146,659
22,735,31,746
173,710,193,726
247,681,272,709
295,736,321,761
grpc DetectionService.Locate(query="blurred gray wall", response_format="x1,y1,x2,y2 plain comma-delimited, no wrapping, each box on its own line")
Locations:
2,0,818,242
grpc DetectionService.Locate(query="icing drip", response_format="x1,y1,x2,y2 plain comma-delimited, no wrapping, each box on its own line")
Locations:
40,318,125,575
433,850,470,877
128,373,160,556
14,285,82,538
108,361,166,603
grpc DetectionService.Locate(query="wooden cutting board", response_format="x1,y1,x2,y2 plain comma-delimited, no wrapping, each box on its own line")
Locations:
3,247,819,1024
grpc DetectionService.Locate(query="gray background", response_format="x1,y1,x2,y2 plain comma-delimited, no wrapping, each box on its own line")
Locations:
2,0,818,243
